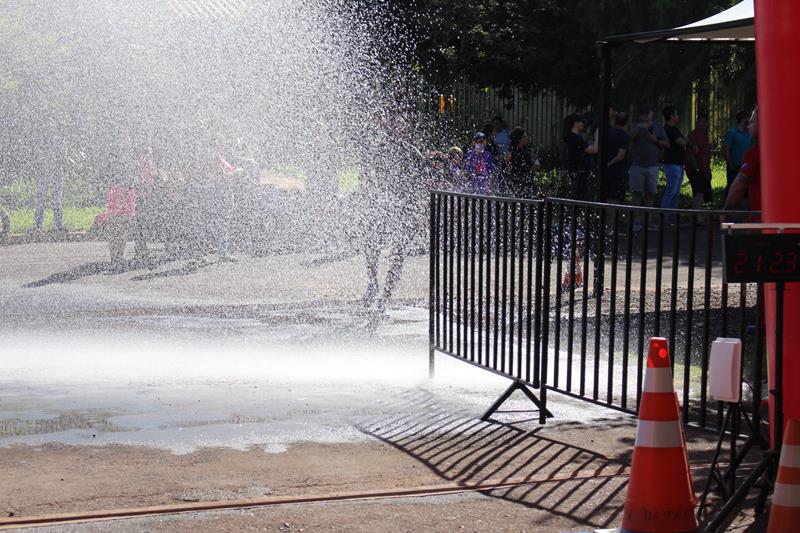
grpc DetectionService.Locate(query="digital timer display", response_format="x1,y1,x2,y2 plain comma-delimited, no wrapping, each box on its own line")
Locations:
723,233,800,283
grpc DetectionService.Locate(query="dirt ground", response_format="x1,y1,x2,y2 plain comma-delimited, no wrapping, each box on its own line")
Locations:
0,410,768,532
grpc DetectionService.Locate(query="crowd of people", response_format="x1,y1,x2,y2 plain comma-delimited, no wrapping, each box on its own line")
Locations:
17,106,759,283
424,116,542,199
10,105,760,317
83,140,276,272
437,107,757,222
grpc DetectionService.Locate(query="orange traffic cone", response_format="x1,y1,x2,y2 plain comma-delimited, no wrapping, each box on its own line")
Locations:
562,254,584,289
768,419,800,532
620,337,698,533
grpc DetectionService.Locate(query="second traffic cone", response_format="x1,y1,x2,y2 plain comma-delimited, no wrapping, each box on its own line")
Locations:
562,254,584,289
768,419,800,533
621,337,698,533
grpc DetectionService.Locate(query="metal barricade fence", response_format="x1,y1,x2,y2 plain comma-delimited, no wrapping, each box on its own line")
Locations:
429,191,764,432
429,192,545,389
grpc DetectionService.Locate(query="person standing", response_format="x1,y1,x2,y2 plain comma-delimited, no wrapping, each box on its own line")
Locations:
660,106,687,210
132,146,154,263
354,115,427,316
724,108,760,211
563,114,597,200
33,119,66,233
628,107,668,215
722,111,753,196
492,115,511,158
463,132,494,195
212,149,238,262
506,127,539,198
603,112,629,205
446,146,465,192
686,113,713,208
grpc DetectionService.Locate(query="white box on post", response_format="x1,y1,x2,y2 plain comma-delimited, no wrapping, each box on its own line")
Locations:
710,338,742,403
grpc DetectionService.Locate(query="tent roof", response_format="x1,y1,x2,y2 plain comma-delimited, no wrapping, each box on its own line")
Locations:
605,0,754,44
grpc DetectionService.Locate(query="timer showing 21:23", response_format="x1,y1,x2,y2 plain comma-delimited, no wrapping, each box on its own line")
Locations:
724,234,800,283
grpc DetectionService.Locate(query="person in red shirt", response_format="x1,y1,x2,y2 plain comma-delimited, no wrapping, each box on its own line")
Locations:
724,108,759,211
686,113,713,208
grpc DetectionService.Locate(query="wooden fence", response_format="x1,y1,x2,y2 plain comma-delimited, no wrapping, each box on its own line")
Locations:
423,79,752,163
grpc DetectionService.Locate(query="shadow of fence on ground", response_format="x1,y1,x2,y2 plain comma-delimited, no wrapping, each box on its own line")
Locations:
358,388,628,530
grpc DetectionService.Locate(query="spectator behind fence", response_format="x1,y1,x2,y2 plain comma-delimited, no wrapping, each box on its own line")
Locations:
723,111,753,196
447,146,465,192
481,123,501,166
563,114,597,200
93,159,147,270
686,112,713,209
132,146,154,262
209,151,238,262
660,105,688,210
628,106,667,230
421,150,450,193
464,132,494,195
603,112,629,205
492,115,511,158
34,119,66,233
724,108,760,212
505,127,539,198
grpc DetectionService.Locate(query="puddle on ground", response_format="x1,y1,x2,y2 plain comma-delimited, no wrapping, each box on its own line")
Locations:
0,410,122,437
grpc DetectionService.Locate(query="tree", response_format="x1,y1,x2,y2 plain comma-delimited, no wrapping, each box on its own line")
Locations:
398,0,755,110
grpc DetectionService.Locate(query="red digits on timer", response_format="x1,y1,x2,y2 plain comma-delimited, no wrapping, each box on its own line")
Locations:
766,251,799,274
732,248,799,277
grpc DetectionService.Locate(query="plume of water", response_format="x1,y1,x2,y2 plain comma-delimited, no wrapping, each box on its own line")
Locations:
1,0,435,257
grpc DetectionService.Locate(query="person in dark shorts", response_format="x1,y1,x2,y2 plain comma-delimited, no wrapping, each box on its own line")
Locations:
686,113,713,208
628,106,668,214
505,127,539,198
603,112,629,204
563,114,597,200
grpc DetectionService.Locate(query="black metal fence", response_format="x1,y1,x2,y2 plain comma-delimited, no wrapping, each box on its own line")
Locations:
429,191,764,431
428,192,545,386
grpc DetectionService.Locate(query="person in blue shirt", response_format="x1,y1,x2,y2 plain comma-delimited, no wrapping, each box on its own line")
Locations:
723,111,753,194
492,115,511,158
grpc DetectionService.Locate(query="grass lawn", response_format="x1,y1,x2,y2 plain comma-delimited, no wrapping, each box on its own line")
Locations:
7,207,103,234
0,158,730,235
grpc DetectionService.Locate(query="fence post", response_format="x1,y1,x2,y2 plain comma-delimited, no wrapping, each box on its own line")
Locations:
539,201,553,423
429,192,436,379
532,202,544,387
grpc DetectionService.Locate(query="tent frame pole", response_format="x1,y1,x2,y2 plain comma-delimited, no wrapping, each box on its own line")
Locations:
596,41,614,201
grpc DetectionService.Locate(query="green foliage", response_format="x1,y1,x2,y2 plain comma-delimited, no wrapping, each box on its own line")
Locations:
0,174,105,210
401,0,755,109
337,168,360,195
0,178,35,209
7,207,102,234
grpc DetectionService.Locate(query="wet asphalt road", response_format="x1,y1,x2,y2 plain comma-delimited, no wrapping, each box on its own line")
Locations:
0,241,622,454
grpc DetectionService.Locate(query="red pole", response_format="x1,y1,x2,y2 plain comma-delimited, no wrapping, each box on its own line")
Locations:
755,1,800,443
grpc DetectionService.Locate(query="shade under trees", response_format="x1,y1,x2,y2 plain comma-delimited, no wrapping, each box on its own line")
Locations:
398,0,755,111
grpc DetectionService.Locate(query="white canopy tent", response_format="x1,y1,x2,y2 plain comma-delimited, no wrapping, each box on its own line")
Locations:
605,0,754,43
666,0,753,42
596,0,755,195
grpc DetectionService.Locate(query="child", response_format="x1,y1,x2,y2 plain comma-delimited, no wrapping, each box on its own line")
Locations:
94,175,138,269
447,146,465,192
463,132,494,195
